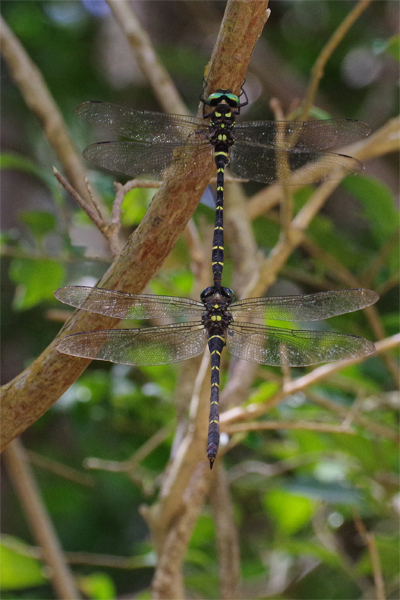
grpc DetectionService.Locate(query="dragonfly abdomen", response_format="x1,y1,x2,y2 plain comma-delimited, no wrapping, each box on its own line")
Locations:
207,331,226,468
211,151,229,288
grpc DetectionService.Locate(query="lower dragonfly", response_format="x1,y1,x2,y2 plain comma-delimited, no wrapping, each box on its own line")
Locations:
55,285,378,468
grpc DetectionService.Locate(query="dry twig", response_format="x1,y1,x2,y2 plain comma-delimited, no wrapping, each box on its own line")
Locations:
106,0,188,115
221,334,400,441
353,510,386,600
0,16,102,210
3,439,81,599
211,465,241,600
300,0,373,119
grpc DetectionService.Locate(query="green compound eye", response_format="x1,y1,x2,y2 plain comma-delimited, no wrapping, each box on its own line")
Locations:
207,93,223,104
225,93,239,105
207,92,239,107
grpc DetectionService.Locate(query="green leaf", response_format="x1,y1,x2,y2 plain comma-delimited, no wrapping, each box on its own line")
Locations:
0,152,59,197
248,381,279,403
9,258,65,310
387,34,400,61
284,478,362,504
149,271,194,297
19,210,57,241
277,539,342,568
263,488,315,535
0,536,46,590
121,187,155,226
78,572,116,600
343,176,398,243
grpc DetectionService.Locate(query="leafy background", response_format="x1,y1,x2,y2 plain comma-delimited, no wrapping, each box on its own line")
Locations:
1,1,399,599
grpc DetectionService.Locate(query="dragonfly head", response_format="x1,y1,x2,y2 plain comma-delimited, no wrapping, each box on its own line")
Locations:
207,90,239,108
200,286,235,306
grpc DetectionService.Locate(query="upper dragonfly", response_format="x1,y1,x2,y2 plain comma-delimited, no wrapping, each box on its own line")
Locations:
76,89,370,287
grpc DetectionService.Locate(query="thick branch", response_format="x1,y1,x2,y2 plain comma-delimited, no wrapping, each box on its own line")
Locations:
1,164,212,450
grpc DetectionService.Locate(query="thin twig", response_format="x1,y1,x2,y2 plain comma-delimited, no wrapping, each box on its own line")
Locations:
0,537,156,569
298,236,400,384
54,167,122,259
224,180,260,296
3,439,81,600
0,246,107,264
250,177,347,297
248,117,400,221
182,219,208,282
363,228,400,289
221,334,400,441
353,510,386,600
261,208,398,385
27,450,95,487
85,426,171,472
210,465,241,600
270,98,294,237
54,168,106,232
306,389,399,442
0,16,102,211
300,0,373,119
224,420,356,435
376,272,400,298
106,0,188,115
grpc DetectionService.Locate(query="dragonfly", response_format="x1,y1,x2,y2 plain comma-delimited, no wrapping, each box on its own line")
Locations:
55,285,378,468
76,88,370,288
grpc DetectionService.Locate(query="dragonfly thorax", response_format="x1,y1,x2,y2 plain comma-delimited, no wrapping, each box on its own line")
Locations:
200,286,234,332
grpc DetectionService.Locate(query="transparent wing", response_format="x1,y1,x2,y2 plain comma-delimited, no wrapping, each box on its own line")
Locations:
230,142,362,184
54,286,205,319
56,323,208,365
82,141,214,179
230,289,379,321
234,119,370,150
77,101,209,143
226,322,375,366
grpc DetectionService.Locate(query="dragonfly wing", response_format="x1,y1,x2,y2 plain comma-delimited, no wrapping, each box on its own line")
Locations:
230,289,379,321
56,323,208,365
77,101,208,143
226,322,375,366
234,119,370,150
82,141,214,179
54,286,205,318
230,143,362,185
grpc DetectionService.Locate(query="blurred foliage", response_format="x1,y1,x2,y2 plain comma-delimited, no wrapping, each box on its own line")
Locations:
1,1,399,599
